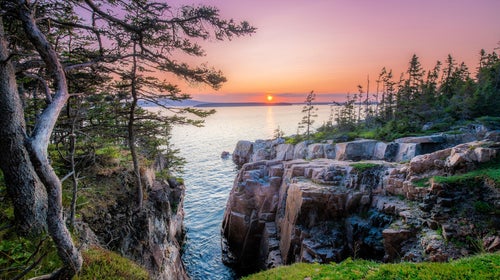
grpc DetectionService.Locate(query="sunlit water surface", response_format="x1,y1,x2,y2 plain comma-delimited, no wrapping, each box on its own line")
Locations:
169,105,333,279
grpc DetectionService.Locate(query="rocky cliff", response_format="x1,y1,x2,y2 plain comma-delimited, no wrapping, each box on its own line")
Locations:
222,132,500,275
80,163,188,280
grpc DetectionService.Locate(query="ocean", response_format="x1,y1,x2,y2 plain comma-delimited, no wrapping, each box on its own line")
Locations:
170,104,334,279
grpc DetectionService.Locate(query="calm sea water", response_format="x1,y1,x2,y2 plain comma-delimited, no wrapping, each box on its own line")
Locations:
170,105,333,280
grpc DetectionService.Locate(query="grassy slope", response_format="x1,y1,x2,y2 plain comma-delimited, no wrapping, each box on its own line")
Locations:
245,253,500,280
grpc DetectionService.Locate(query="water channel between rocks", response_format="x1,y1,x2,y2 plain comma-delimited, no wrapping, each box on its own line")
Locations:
170,105,333,279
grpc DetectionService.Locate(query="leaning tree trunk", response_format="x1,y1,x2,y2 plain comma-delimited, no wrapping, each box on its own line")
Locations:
0,17,47,236
12,1,83,277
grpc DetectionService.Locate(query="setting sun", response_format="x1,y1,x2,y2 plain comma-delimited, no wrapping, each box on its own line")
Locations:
266,95,273,102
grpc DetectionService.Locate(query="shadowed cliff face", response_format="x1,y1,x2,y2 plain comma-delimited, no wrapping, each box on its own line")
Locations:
81,169,188,280
222,136,500,275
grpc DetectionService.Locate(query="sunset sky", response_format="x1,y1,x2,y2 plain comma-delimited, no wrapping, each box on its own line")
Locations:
174,0,500,103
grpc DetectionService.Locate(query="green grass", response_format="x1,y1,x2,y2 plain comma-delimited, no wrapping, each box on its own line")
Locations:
412,178,431,188
77,247,149,280
244,253,500,280
433,164,500,187
415,159,500,188
350,163,380,171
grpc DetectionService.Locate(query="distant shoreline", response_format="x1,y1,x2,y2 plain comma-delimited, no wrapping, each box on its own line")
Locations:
140,99,378,108
194,102,293,107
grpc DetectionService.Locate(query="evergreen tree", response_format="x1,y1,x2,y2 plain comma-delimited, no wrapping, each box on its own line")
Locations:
334,93,357,132
0,1,254,277
472,50,500,117
298,91,318,139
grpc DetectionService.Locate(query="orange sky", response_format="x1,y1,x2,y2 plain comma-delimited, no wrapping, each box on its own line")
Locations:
168,0,500,103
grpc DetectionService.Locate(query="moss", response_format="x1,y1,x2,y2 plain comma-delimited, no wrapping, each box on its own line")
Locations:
77,247,149,280
350,163,380,172
432,159,500,187
244,253,500,280
412,178,431,188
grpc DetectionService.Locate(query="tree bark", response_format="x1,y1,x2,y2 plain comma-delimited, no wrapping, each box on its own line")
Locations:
128,43,143,209
0,17,47,236
15,1,82,277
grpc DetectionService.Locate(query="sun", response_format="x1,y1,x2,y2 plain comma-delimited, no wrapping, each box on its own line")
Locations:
266,95,273,102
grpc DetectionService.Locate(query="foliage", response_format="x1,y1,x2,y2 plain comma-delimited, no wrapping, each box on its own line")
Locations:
244,253,500,280
475,116,500,129
312,48,500,143
0,231,63,279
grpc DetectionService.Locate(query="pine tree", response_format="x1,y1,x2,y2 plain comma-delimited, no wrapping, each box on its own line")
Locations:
298,91,318,140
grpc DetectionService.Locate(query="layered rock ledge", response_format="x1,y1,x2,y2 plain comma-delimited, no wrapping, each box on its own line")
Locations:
222,132,500,274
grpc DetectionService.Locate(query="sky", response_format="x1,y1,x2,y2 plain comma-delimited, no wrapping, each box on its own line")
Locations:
171,0,500,103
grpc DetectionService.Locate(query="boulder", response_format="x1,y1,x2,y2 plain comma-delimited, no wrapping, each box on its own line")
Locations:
384,142,399,162
324,143,336,159
335,139,378,161
306,143,325,160
395,135,449,156
293,141,309,159
275,143,295,161
409,148,452,175
251,140,272,162
445,141,499,172
232,140,253,166
373,142,388,160
394,143,420,162
382,228,413,261
485,130,500,142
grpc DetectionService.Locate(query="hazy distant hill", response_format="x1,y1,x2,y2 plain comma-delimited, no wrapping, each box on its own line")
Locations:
138,99,207,107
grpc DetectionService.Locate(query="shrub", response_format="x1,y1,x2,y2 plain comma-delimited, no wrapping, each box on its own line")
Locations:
476,116,500,129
